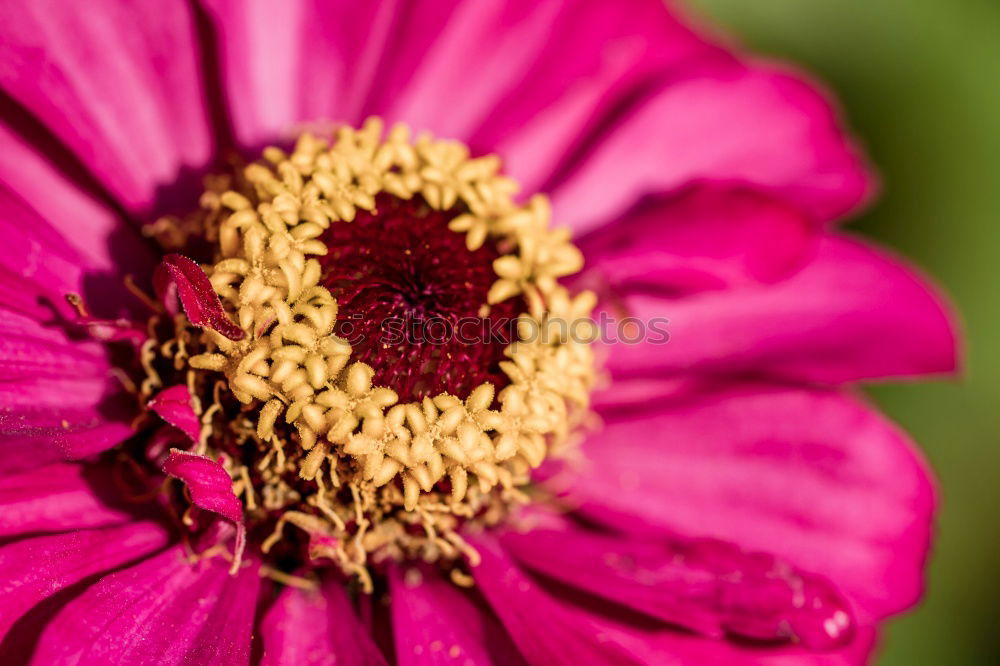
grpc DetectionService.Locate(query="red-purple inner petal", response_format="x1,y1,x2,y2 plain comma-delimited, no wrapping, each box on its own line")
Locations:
148,385,202,444
154,253,245,341
162,449,246,572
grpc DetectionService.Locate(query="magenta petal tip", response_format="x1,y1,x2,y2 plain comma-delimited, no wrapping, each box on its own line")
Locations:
154,253,245,341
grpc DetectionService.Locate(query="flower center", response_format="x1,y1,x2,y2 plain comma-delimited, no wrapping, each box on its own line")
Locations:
319,194,520,402
139,119,595,589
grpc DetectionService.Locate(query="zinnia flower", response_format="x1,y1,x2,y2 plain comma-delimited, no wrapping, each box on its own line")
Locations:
0,1,958,664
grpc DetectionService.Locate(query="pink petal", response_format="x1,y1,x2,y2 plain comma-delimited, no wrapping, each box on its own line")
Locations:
468,1,721,193
564,386,935,622
388,564,525,665
612,620,877,666
31,547,261,665
0,174,130,323
474,529,877,665
201,0,718,181
467,535,646,665
0,521,170,638
0,463,134,536
369,0,712,148
0,402,133,478
0,128,153,323
576,185,816,296
154,254,245,341
0,1,212,213
0,187,92,320
161,449,245,571
0,410,133,478
260,578,386,666
371,1,566,141
163,449,246,544
550,63,872,234
0,129,149,479
200,0,412,146
0,310,115,390
500,524,854,649
161,450,241,526
0,309,135,476
603,234,958,385
0,121,152,284
148,385,201,444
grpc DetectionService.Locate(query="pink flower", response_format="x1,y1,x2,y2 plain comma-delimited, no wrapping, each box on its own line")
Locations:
0,1,958,665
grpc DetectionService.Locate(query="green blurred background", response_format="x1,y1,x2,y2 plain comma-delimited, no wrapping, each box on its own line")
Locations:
686,1,1000,663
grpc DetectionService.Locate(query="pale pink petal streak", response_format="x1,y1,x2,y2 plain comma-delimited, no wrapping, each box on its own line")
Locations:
198,0,399,146
0,122,153,326
0,0,213,213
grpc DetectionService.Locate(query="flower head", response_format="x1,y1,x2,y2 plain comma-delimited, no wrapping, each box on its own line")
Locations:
0,1,957,664
143,122,597,587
